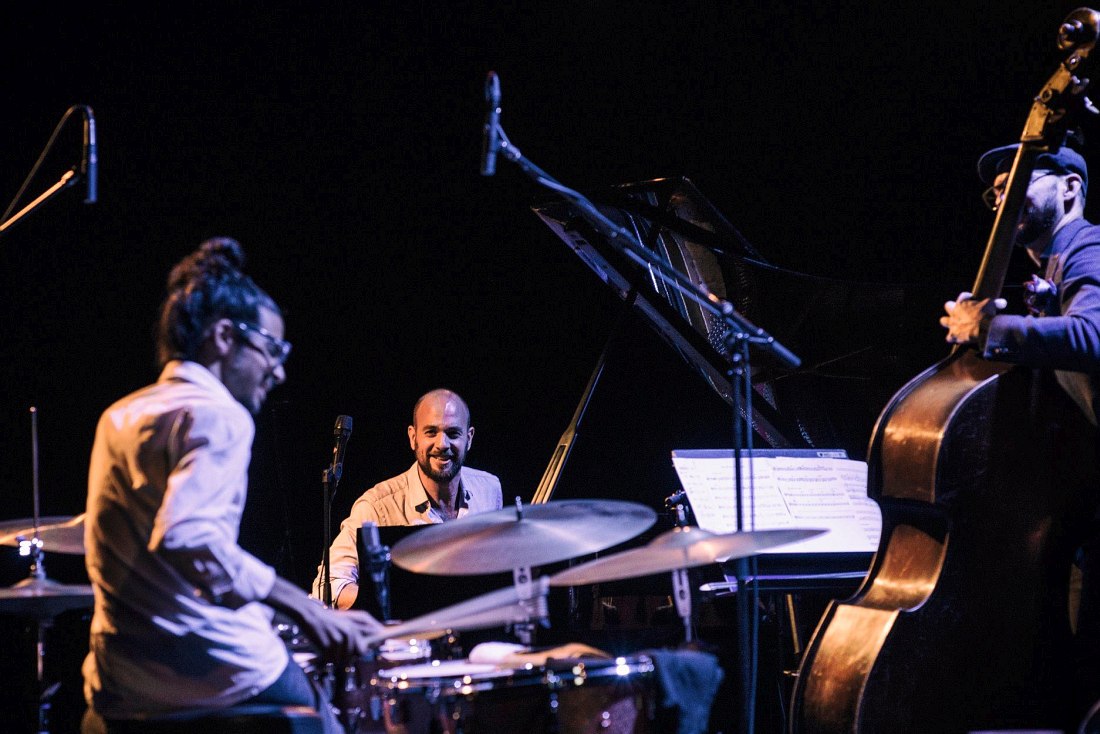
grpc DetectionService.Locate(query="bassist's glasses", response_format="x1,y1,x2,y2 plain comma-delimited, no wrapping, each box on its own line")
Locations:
981,171,1058,211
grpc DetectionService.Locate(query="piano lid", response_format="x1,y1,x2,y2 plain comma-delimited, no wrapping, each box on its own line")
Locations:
531,176,941,459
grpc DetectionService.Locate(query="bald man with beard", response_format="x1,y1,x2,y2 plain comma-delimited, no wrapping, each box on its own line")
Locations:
312,389,503,610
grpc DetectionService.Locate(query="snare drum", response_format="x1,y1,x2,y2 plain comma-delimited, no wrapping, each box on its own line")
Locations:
288,627,435,718
378,634,436,664
374,655,659,734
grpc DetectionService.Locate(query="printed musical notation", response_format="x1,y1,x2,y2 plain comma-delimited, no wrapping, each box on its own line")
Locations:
670,449,881,554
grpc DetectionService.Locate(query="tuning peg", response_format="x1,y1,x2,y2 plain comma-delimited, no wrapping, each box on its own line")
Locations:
1059,9,1100,51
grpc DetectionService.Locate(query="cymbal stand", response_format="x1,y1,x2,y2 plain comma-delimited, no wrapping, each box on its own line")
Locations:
17,407,56,734
670,567,694,644
507,500,543,646
23,408,45,576
510,564,537,646
661,494,701,644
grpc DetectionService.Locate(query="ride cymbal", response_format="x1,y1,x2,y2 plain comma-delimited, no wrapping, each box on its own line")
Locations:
549,525,826,586
391,499,657,575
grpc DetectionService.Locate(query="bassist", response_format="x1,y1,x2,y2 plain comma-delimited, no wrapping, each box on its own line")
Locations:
942,142,1100,723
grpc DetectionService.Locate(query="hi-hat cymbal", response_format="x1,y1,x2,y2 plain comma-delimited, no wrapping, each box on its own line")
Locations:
549,526,827,586
391,499,657,575
0,577,94,618
0,514,85,555
0,516,75,538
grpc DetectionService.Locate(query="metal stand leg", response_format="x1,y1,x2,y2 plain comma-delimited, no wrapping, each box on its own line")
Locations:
671,568,693,643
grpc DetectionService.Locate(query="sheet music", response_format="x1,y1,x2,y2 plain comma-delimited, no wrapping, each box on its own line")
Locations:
670,449,881,554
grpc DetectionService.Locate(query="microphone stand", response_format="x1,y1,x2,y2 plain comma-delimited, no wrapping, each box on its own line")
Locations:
1,105,95,236
493,138,798,371
321,417,352,609
321,464,337,609
729,335,760,733
489,106,799,734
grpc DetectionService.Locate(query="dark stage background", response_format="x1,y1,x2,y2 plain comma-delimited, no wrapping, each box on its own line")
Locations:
1,3,1098,731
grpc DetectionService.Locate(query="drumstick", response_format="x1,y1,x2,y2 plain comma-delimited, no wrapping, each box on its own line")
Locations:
364,576,549,647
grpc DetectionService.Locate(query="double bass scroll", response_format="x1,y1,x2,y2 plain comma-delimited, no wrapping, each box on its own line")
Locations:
790,9,1100,733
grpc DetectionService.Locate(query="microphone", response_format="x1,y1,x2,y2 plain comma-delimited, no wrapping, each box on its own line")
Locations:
81,106,97,204
480,71,501,176
331,415,353,483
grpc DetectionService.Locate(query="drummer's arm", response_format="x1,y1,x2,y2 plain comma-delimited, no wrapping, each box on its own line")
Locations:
151,405,276,608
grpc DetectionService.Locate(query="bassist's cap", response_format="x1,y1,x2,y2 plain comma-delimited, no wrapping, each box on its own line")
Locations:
977,143,1088,193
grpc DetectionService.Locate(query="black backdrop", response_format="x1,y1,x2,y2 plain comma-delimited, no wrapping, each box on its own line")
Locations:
1,2,1098,731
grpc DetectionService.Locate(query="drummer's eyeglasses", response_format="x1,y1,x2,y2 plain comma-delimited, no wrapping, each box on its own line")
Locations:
982,170,1059,211
235,322,292,366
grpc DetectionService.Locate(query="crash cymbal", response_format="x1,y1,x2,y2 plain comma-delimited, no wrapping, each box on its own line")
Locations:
391,499,657,575
549,526,827,586
0,577,94,618
0,513,85,555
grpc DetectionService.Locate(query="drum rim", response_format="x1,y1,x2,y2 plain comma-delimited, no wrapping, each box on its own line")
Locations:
372,654,656,695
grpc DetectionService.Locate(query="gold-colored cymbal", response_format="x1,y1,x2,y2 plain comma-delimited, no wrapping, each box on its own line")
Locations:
549,526,827,586
0,515,74,537
0,514,85,555
0,577,94,618
391,499,657,575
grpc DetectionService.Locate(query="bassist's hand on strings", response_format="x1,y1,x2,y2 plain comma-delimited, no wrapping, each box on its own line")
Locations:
940,291,1007,346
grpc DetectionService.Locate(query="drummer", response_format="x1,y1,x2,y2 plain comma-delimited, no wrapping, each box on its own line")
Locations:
313,388,503,609
81,238,382,734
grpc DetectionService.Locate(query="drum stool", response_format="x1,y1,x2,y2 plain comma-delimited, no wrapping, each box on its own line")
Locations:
102,703,324,733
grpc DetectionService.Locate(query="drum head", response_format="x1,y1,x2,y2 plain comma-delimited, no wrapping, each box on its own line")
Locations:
379,634,434,664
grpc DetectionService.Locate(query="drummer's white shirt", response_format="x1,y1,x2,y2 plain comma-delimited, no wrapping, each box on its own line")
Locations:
313,462,502,602
83,360,285,718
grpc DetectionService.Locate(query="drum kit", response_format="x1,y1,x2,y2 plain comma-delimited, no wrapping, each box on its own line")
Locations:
0,491,825,734
321,497,825,734
0,512,91,734
0,514,90,616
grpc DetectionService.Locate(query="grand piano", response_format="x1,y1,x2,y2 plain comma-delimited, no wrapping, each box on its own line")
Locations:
527,175,943,502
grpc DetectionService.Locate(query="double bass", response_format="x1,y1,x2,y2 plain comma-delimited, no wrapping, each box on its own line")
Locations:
790,9,1100,733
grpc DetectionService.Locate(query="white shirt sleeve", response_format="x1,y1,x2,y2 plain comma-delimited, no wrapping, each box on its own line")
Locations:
148,403,276,607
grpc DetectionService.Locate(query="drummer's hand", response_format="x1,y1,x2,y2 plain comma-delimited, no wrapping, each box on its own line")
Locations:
940,291,1006,346
297,601,383,662
265,577,383,661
